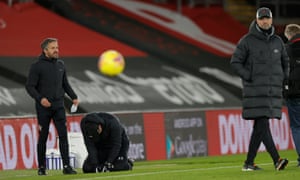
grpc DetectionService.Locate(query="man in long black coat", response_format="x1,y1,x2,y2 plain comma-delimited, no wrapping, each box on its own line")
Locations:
80,112,133,173
230,7,289,171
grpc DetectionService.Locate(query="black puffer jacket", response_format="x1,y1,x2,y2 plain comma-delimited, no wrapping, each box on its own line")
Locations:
26,53,77,103
80,112,129,165
285,33,300,98
230,20,289,120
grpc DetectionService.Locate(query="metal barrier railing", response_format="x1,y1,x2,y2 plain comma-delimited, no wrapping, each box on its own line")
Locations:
257,0,300,18
154,0,223,14
188,0,223,7
6,0,33,7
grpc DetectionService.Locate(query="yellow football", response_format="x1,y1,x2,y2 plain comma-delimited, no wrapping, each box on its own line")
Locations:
98,50,125,76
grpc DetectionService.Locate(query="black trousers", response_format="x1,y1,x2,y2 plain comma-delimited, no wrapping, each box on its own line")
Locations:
36,101,70,168
245,118,280,165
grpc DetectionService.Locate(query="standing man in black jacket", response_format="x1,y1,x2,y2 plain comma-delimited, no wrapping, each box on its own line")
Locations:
80,112,133,173
26,38,79,175
284,24,300,167
230,7,289,171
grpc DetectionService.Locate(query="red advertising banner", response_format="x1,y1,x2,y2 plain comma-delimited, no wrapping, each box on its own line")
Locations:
0,115,83,170
143,113,166,160
0,108,295,170
206,108,294,156
0,117,39,170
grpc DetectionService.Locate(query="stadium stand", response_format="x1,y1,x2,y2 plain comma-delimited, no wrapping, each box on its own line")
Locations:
1,0,298,116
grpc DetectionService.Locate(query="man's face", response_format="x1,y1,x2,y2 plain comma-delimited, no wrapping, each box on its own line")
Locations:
85,123,102,142
97,124,102,134
44,41,59,59
257,17,272,30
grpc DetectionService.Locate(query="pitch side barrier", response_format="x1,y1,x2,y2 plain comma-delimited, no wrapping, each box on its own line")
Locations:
0,108,293,170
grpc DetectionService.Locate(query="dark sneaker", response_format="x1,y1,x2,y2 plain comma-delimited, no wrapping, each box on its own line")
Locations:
242,163,262,171
38,167,47,175
63,165,77,174
275,158,288,171
128,158,134,167
128,158,134,170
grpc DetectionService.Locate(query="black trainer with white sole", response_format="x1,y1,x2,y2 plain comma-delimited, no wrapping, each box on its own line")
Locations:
37,167,47,175
63,165,77,174
275,158,288,171
242,163,262,171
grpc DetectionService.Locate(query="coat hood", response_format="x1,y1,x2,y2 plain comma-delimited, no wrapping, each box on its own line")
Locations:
82,113,105,126
248,20,275,41
81,113,106,142
38,53,57,62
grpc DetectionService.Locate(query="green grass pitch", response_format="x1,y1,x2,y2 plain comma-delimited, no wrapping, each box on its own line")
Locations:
0,150,299,180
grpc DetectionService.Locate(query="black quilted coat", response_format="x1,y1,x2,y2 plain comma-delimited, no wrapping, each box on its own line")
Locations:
230,20,289,120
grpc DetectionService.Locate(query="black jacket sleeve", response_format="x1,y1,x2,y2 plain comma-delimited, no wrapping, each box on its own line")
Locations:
62,68,77,100
230,36,252,81
25,63,43,102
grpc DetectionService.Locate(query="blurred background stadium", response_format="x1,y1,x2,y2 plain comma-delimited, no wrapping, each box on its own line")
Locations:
0,0,299,170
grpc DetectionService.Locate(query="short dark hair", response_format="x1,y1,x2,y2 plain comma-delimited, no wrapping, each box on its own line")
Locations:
40,38,58,50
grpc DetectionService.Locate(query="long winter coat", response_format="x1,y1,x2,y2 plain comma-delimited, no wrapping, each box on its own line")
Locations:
230,21,289,120
285,33,300,98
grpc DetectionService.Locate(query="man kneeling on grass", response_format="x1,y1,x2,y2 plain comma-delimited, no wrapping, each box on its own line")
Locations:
80,112,134,173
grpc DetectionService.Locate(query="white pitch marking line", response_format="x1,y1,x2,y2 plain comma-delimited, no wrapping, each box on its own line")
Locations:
70,161,297,180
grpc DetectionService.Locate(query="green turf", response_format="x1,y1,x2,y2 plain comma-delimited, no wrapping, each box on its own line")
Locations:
0,150,298,180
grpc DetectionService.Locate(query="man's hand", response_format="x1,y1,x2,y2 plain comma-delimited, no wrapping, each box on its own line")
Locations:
72,99,79,106
101,162,114,172
40,97,51,107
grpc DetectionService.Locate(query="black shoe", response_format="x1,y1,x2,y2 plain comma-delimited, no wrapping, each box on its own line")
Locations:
38,167,47,175
63,165,77,174
128,158,134,170
242,163,262,171
128,158,134,167
275,158,288,171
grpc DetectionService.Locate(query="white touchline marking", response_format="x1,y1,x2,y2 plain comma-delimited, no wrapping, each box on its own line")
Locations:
70,161,297,180
0,161,294,180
